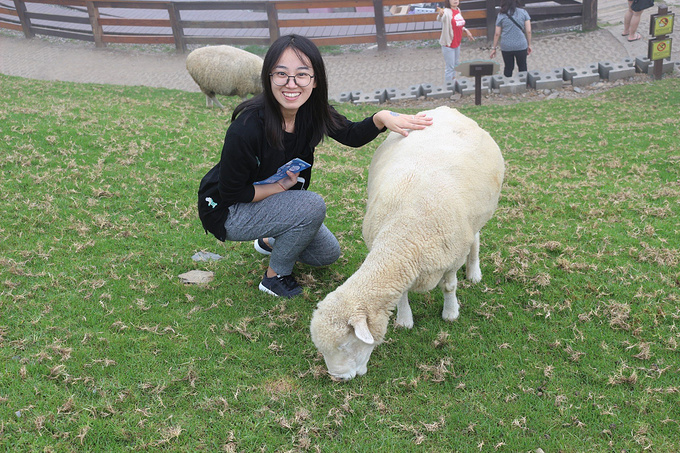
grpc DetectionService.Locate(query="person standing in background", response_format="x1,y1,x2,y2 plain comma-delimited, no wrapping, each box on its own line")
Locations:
623,0,654,42
490,0,532,77
437,0,475,82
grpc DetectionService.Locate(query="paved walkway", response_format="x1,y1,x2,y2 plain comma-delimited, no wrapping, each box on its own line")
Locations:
1,0,678,102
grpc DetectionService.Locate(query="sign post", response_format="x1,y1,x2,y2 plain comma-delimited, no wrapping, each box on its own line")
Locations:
455,60,500,106
648,3,674,80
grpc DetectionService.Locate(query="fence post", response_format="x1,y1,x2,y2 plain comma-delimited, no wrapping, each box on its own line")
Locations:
168,2,186,53
486,0,497,41
12,0,33,38
373,0,387,51
267,2,280,45
582,0,598,31
87,1,105,48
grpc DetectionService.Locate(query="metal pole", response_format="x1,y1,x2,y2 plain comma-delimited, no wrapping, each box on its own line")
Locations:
475,74,482,105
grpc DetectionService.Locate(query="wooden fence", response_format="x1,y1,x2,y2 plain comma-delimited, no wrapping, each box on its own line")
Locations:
0,0,597,52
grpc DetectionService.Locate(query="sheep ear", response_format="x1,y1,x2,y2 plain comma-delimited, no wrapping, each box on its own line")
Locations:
350,317,374,345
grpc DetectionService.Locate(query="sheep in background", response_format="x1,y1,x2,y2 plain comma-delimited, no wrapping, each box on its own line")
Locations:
185,45,263,108
310,106,505,381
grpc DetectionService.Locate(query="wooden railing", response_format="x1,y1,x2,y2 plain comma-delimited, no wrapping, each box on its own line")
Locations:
0,0,597,52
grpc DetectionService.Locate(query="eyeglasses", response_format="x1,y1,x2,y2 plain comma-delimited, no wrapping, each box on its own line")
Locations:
270,71,315,87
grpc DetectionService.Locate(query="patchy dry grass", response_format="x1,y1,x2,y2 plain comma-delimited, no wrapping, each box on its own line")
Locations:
1,73,679,452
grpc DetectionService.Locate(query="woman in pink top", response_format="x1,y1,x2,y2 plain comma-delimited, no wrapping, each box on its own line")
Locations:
437,0,475,81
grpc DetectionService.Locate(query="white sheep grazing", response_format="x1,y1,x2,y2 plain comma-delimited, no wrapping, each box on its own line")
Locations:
185,45,263,108
310,106,505,380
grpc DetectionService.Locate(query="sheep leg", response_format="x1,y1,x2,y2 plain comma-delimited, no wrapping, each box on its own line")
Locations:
441,272,460,321
465,231,482,283
394,293,414,329
205,93,224,109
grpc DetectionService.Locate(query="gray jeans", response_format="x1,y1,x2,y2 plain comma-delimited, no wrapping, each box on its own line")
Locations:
441,45,461,81
223,190,341,276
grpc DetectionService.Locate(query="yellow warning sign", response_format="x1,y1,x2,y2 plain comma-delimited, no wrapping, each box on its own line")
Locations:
648,38,672,60
650,13,674,37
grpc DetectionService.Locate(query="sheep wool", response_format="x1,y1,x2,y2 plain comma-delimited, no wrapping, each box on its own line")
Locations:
310,106,505,381
185,45,263,108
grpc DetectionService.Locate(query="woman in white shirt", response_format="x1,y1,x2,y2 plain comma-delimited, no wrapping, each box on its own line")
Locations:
437,0,475,81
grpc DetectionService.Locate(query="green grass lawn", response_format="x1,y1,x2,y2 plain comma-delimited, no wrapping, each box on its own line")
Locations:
1,73,679,452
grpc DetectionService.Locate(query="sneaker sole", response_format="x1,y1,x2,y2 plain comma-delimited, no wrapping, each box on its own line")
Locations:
259,282,278,296
254,239,272,255
258,282,301,298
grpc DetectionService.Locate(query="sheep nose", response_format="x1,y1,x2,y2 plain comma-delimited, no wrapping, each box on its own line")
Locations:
330,375,350,382
329,369,356,381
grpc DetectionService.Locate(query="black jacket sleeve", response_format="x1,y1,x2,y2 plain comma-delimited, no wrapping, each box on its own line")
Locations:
197,162,228,241
328,109,385,147
217,116,262,206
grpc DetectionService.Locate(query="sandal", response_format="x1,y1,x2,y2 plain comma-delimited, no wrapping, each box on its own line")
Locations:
621,32,629,36
628,33,642,42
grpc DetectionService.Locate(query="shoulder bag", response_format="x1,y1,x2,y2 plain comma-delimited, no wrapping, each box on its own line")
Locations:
504,12,525,31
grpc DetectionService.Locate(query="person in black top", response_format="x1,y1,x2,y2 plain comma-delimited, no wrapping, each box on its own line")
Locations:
198,34,433,298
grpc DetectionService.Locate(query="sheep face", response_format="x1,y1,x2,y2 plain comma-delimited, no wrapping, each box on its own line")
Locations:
310,301,377,381
317,332,375,381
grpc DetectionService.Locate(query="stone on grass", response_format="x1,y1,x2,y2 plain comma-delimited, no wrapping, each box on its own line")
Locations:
178,270,214,285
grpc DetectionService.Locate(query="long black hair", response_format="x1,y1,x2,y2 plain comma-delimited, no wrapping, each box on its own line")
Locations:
499,0,522,16
232,34,341,150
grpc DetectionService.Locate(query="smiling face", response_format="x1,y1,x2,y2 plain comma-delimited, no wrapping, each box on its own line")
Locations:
270,47,316,118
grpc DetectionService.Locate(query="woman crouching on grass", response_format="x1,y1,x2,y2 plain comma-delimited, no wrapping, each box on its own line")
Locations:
198,34,433,298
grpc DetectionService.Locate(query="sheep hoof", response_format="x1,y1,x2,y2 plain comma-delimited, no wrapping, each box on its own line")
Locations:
466,268,482,283
442,309,460,322
394,317,414,329
394,307,413,329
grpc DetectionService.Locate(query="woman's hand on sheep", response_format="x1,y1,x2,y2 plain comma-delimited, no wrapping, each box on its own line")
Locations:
374,110,433,137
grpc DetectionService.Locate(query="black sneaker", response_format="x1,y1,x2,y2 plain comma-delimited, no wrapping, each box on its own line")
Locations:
254,238,272,255
259,272,302,298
